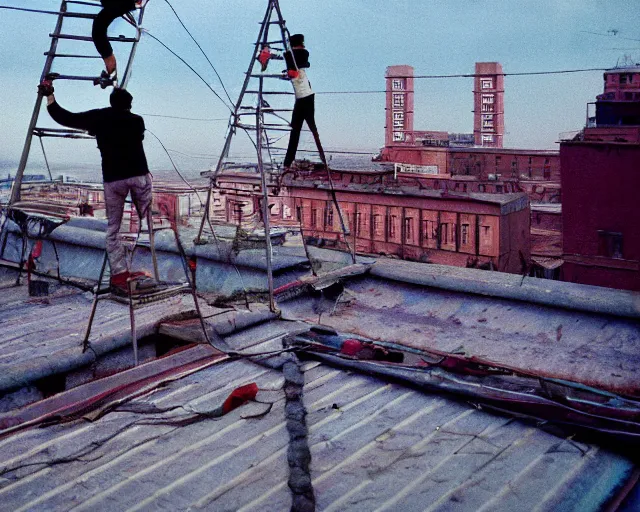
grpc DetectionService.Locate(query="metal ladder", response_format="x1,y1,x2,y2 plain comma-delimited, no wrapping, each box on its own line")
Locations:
8,0,147,206
82,207,213,366
195,0,353,313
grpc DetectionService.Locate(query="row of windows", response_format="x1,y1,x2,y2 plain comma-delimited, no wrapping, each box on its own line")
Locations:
607,73,637,85
302,205,495,254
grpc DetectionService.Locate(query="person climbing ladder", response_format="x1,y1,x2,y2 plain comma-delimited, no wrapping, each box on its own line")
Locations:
283,33,326,169
92,0,148,88
38,78,157,295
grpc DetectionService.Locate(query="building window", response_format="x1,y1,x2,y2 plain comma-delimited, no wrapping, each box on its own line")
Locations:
325,206,333,228
392,93,405,108
389,215,397,238
392,79,404,90
620,74,632,84
482,94,494,104
393,112,405,121
404,218,413,242
481,104,494,112
441,223,449,245
393,119,404,128
481,78,493,89
355,212,362,236
598,231,623,259
373,214,384,237
393,131,405,142
482,119,494,129
495,184,503,193
422,219,437,242
310,208,318,228
461,224,470,245
482,135,494,144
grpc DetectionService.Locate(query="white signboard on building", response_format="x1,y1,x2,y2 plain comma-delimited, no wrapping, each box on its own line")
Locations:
394,163,439,175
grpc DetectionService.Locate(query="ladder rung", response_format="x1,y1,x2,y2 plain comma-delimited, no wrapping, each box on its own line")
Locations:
33,127,93,139
235,123,291,132
44,52,102,59
51,33,138,43
248,74,289,79
245,91,294,95
51,74,104,82
59,11,99,19
237,112,289,117
239,107,293,112
34,127,85,133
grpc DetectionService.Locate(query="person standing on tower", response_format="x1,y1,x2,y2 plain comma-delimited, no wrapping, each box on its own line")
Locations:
283,33,326,169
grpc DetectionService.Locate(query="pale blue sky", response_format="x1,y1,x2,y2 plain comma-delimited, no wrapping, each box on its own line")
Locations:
1,0,639,179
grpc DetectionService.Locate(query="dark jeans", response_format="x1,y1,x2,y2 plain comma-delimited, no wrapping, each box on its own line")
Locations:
93,1,136,58
284,94,318,167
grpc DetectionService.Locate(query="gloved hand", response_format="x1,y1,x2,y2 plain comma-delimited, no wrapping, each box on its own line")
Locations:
287,69,299,79
38,79,54,97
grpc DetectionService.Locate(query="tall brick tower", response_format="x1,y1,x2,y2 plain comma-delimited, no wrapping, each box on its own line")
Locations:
385,65,415,146
473,62,504,147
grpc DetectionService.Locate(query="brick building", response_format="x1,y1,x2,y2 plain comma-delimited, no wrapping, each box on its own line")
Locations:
560,66,640,291
473,62,505,147
278,169,530,273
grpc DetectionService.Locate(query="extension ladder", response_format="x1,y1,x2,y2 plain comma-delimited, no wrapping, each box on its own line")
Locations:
9,0,147,205
195,0,354,313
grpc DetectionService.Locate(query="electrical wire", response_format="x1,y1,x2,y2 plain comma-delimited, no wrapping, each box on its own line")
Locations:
162,0,235,107
0,5,67,15
140,113,228,121
581,30,640,43
145,128,206,206
145,128,252,305
140,29,262,163
142,29,234,113
270,148,378,156
166,148,218,160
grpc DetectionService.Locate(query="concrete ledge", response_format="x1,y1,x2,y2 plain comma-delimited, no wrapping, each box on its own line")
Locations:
370,259,640,320
1,220,309,293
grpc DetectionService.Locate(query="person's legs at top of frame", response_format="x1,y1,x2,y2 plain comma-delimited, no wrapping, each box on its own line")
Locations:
92,1,147,83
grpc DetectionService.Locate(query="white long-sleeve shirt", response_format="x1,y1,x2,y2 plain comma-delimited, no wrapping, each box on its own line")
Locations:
291,69,313,100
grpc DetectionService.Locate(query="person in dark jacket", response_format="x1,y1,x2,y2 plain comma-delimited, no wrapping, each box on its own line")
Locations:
92,0,147,85
38,79,153,293
283,33,326,169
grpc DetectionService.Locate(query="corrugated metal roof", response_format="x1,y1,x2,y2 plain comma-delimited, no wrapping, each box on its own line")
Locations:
0,326,634,511
280,273,640,397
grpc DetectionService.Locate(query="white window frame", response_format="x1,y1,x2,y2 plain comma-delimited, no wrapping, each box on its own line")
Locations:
392,93,405,108
393,131,405,142
392,79,404,90
481,79,493,89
